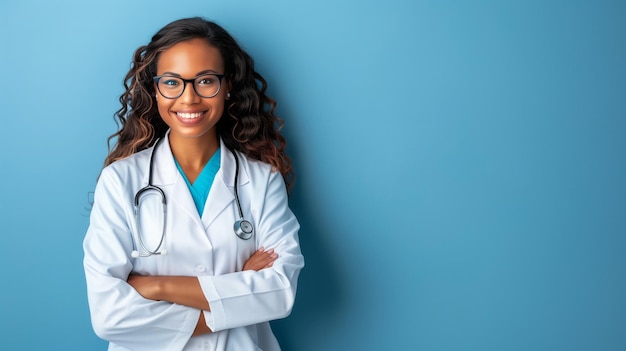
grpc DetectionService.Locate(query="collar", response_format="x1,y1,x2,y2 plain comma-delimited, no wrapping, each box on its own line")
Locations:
150,131,250,189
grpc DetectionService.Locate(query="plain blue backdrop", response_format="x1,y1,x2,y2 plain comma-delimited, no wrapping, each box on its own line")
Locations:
1,0,625,350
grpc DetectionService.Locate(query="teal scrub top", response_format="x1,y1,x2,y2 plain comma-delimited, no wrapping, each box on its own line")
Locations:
174,148,221,216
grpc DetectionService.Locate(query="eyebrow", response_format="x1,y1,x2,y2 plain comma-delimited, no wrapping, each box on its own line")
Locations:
160,69,222,77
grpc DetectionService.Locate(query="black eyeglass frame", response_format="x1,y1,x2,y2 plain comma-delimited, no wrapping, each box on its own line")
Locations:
153,74,225,99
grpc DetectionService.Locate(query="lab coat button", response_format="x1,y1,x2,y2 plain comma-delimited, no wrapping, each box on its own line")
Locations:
195,265,206,273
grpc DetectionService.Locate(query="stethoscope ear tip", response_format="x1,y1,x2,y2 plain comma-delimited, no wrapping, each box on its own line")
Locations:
130,249,167,258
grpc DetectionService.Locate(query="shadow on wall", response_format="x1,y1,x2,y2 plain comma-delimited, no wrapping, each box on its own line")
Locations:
269,113,347,350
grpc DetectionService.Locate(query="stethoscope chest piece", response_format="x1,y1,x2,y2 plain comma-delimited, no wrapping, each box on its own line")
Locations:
234,219,254,240
231,148,255,240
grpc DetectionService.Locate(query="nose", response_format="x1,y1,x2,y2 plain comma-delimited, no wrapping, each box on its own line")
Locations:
179,81,201,104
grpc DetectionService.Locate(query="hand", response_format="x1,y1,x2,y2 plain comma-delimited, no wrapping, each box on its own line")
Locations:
243,247,278,271
127,274,161,301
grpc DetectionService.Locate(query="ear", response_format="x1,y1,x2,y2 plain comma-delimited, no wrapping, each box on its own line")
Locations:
225,79,233,95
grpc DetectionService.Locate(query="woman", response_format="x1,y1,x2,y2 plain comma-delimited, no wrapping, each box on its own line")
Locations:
83,17,304,350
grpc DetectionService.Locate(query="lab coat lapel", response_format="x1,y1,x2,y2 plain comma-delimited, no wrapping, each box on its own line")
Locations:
201,140,249,229
151,136,204,229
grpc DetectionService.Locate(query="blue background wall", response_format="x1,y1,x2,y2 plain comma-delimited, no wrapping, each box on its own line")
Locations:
1,0,625,350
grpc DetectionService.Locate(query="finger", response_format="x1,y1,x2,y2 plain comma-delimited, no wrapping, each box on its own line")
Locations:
262,252,279,266
253,249,274,260
255,253,277,267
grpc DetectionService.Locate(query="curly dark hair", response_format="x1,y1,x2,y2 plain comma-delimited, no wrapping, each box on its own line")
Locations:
104,17,293,189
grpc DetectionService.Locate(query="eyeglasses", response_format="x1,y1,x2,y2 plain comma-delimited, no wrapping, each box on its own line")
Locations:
153,74,225,99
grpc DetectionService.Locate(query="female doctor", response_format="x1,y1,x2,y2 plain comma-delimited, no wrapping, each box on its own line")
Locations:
83,17,304,350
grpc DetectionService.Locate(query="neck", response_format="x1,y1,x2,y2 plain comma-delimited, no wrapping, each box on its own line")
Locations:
168,133,219,181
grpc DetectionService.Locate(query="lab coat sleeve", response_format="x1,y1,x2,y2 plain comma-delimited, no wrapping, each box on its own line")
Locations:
83,167,198,351
197,169,304,331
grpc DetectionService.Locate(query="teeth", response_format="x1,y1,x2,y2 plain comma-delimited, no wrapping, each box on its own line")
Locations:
177,112,203,119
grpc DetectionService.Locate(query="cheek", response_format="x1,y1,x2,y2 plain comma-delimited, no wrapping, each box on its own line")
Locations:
212,101,226,115
156,99,172,119
203,99,226,119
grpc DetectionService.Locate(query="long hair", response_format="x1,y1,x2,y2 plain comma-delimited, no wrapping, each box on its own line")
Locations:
105,17,293,189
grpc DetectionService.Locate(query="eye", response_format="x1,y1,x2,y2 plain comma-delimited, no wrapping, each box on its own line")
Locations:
197,76,217,85
162,78,180,87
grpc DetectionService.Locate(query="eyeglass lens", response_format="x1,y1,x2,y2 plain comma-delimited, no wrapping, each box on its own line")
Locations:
157,75,221,98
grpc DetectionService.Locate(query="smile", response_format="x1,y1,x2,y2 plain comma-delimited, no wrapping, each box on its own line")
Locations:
176,112,204,119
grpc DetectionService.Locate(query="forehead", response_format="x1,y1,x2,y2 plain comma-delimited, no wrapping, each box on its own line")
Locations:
156,38,224,75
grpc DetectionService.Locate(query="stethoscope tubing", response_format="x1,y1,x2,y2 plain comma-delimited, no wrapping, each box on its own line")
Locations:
131,137,254,258
231,149,254,240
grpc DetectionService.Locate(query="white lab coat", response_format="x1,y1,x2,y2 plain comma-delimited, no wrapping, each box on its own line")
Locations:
83,135,304,351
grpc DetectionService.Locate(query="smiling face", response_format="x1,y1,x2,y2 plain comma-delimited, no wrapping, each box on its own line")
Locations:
155,38,228,146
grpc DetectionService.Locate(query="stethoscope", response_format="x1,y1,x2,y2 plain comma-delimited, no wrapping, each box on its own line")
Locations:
131,138,254,258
